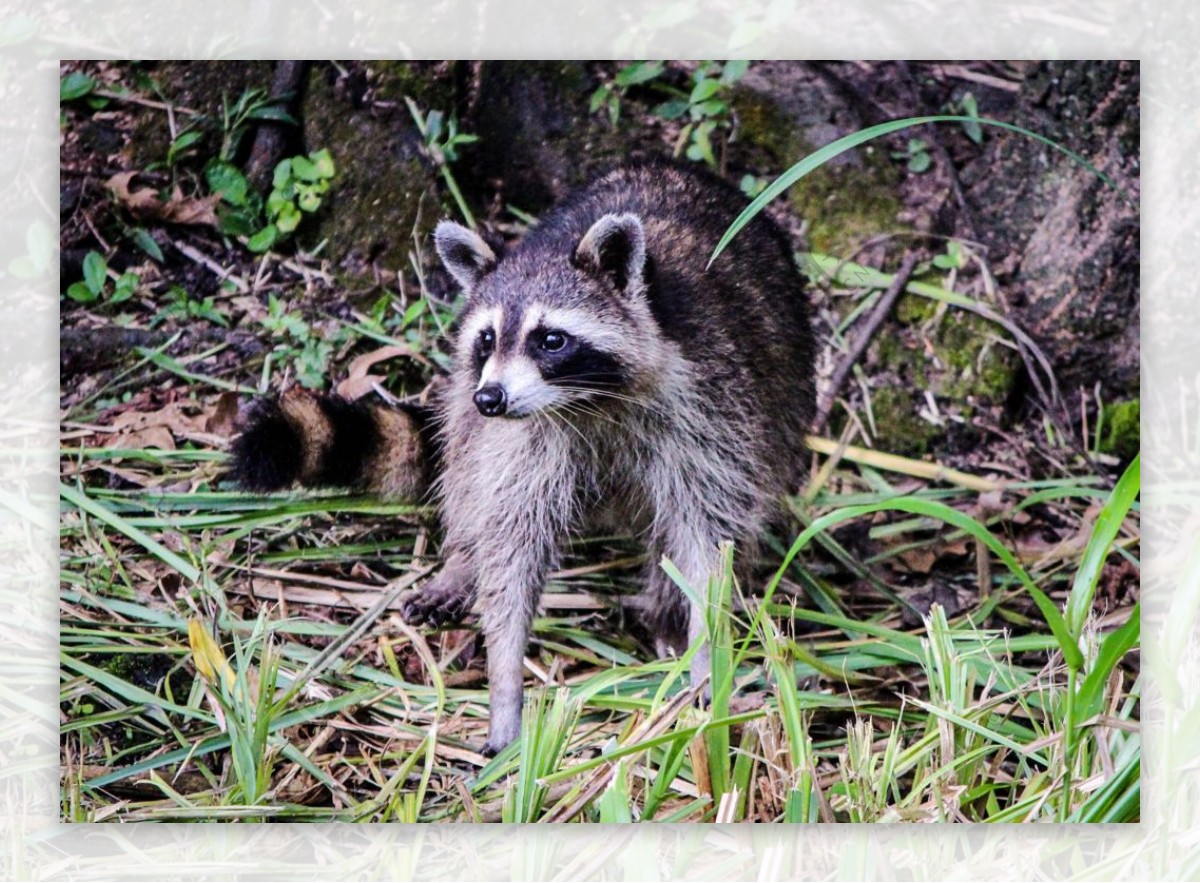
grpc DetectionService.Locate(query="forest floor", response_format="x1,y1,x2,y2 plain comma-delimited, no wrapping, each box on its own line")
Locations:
58,60,1139,823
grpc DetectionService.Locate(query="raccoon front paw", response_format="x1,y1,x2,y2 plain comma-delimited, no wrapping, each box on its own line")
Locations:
399,571,475,627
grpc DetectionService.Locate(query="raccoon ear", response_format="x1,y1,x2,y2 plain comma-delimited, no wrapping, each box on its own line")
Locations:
435,221,499,295
574,213,646,294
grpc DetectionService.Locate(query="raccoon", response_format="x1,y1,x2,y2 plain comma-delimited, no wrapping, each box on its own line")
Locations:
232,160,815,755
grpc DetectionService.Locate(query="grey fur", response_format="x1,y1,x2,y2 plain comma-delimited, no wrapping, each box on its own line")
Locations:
423,161,815,754
434,220,498,294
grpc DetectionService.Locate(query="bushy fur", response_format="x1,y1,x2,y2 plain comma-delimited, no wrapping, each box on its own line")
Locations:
228,389,438,500
424,160,815,753
229,160,815,755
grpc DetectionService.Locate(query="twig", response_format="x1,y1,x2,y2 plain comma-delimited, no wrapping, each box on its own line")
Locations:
92,89,201,116
805,434,1002,493
812,252,919,435
172,239,250,294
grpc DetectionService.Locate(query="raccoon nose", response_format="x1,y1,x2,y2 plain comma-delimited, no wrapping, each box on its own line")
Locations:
474,384,507,417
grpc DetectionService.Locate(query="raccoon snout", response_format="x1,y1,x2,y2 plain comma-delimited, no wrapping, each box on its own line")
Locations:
474,384,507,417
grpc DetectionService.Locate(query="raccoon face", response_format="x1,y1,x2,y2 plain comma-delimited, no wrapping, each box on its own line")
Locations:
435,215,651,420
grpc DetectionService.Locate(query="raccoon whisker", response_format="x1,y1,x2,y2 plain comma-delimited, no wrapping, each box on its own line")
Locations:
550,399,623,430
546,384,647,407
543,406,602,462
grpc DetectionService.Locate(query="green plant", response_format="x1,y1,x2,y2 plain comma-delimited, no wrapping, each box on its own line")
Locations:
739,173,768,198
60,70,111,110
166,127,204,168
710,113,1133,266
259,294,345,389
892,137,933,173
65,251,138,306
152,285,229,328
947,92,983,145
931,240,966,270
219,87,299,164
655,60,749,167
405,99,479,228
590,61,666,125
205,148,335,254
188,613,287,807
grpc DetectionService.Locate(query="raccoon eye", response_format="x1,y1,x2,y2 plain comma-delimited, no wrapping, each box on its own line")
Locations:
477,328,495,356
540,330,569,352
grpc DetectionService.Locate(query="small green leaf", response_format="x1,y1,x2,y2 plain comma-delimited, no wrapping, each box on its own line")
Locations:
275,202,301,234
309,148,335,180
110,274,138,304
131,228,164,262
425,110,444,144
692,99,727,118
168,130,203,164
246,224,278,253
247,105,299,125
907,151,932,173
60,72,95,102
689,78,722,104
290,155,319,182
296,188,321,213
205,161,250,206
219,206,258,238
614,61,664,87
589,86,610,114
654,100,690,120
82,250,107,295
266,189,288,220
960,93,983,144
67,281,99,303
720,59,750,84
272,159,292,190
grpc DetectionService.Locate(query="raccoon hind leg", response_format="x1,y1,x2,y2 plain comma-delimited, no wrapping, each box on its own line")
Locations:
640,561,690,659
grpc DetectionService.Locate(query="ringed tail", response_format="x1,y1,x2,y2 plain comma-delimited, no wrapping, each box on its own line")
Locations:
226,389,440,500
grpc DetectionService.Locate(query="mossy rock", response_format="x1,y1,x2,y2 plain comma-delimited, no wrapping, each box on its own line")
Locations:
861,295,1020,457
730,81,906,256
301,64,446,276
1099,398,1140,461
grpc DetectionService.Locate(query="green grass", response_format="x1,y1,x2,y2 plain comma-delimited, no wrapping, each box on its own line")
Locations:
59,439,1140,822
58,71,1139,823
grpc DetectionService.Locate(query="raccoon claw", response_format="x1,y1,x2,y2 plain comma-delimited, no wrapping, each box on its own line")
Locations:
399,570,475,627
400,590,469,627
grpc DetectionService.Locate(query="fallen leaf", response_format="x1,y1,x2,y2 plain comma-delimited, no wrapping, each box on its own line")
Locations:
107,172,221,227
335,373,386,401
335,345,414,400
205,391,240,437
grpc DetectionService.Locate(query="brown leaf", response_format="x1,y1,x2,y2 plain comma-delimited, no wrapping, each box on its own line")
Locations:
335,373,386,401
346,345,412,379
112,425,176,452
335,345,415,400
205,391,240,437
106,172,220,227
106,171,161,218
160,185,220,226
